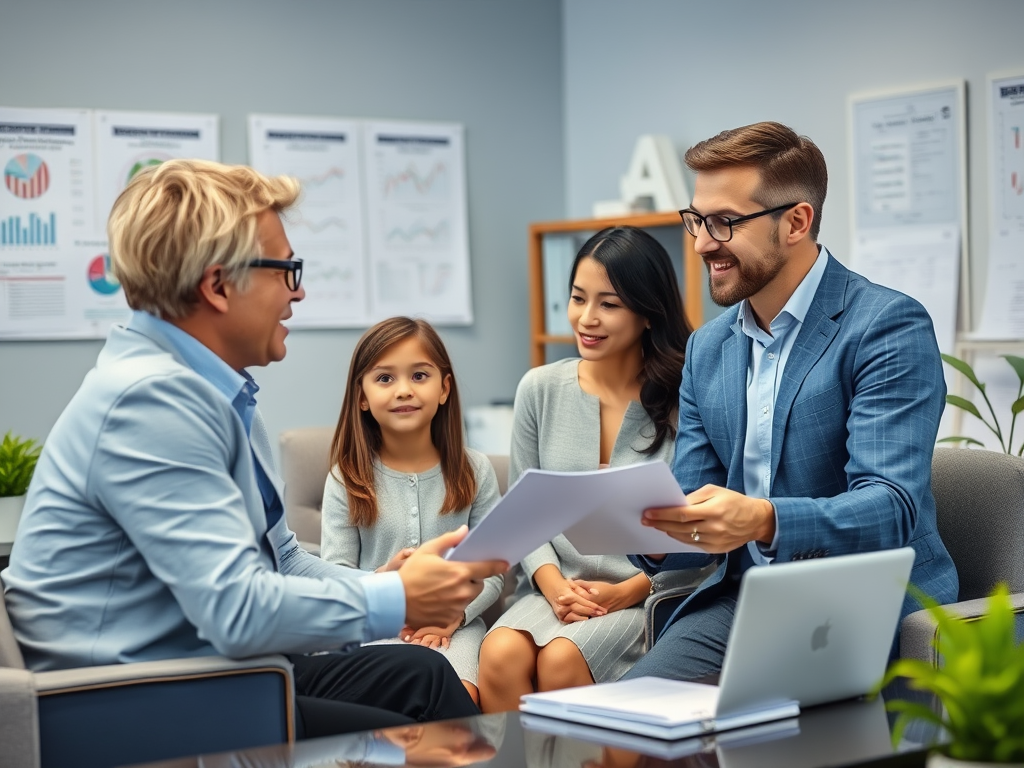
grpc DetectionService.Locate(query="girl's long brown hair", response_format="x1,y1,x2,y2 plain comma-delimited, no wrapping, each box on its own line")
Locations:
329,317,477,527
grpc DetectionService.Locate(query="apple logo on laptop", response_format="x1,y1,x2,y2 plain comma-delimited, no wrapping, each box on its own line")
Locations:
811,619,831,651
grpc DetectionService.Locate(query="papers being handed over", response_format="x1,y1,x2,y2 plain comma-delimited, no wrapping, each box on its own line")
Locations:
445,460,701,565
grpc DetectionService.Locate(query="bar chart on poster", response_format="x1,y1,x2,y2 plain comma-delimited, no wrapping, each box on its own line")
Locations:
0,107,219,340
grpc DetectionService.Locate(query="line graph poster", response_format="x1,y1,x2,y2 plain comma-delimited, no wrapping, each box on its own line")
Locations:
248,114,369,327
0,106,122,339
977,73,1024,337
364,121,472,324
94,110,219,233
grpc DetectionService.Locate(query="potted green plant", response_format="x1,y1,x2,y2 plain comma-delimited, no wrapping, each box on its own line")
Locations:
940,353,1024,454
879,584,1024,765
0,431,42,544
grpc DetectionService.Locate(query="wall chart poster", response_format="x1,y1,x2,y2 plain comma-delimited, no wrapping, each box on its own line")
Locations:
977,73,1024,338
94,110,219,232
0,106,115,340
848,81,967,354
248,114,370,328
363,120,472,325
0,107,221,340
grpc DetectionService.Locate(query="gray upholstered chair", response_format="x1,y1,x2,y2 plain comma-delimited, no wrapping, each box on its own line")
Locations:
900,448,1024,665
0,578,294,768
279,426,510,555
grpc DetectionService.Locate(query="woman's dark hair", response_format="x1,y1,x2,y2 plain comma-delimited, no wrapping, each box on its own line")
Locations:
569,226,691,454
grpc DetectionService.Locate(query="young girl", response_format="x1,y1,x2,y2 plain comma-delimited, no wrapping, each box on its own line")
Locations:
321,317,503,705
478,226,692,712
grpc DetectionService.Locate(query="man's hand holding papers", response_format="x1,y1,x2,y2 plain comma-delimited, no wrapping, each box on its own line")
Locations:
641,485,776,554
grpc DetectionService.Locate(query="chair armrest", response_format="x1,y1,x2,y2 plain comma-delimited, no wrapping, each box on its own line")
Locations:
900,592,1024,666
33,653,294,693
643,564,716,650
34,655,295,768
0,667,39,768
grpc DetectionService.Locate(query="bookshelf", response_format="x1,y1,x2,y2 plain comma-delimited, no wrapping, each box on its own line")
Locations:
528,211,703,367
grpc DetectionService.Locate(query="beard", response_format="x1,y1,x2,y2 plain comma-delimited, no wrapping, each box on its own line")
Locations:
706,228,786,307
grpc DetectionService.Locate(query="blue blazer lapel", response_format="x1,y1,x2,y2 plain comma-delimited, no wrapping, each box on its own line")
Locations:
770,257,848,481
723,317,749,488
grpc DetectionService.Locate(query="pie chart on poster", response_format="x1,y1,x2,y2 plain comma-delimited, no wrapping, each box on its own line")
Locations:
88,254,121,295
4,153,50,199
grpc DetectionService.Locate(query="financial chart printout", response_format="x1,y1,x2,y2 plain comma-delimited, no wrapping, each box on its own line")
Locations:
978,74,1024,337
248,115,370,328
363,121,472,325
849,83,966,355
94,110,219,232
0,107,118,339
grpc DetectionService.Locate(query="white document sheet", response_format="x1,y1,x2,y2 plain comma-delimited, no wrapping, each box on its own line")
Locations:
445,460,700,564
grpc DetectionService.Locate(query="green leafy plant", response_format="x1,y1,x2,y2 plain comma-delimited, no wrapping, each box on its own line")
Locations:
878,584,1024,763
940,353,1024,454
0,431,42,497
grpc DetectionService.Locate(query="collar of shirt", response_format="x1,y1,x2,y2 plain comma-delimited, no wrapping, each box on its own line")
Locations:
127,310,260,434
738,245,831,346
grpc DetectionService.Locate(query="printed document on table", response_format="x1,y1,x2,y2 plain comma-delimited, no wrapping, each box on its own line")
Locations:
445,460,701,564
520,677,799,741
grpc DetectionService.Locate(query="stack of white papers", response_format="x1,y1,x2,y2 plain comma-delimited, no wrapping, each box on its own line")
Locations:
519,677,799,740
446,461,701,564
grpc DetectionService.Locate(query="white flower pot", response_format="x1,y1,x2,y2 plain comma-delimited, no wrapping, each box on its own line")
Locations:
928,752,1024,767
0,495,25,544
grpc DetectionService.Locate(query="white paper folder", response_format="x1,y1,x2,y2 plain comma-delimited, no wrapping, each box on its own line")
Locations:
445,460,701,564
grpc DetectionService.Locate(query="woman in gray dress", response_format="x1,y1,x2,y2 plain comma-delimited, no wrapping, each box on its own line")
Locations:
479,226,691,712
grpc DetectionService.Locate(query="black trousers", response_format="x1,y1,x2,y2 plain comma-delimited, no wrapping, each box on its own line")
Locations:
288,644,479,739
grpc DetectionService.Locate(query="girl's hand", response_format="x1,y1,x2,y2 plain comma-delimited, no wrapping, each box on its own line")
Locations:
377,547,416,573
401,616,461,649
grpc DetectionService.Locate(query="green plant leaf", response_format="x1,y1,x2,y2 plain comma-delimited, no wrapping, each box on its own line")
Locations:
1004,355,1024,387
944,395,984,421
942,354,987,392
936,436,986,447
1012,396,1024,416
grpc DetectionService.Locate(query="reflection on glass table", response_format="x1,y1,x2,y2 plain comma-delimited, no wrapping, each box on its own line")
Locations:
128,690,944,768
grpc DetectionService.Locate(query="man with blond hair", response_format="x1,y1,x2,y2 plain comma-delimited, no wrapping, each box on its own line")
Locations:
626,122,958,680
3,159,505,735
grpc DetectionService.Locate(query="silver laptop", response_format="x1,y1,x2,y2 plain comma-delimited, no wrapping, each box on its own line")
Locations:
716,546,915,716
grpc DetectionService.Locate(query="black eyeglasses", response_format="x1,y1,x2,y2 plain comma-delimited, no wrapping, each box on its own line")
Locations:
679,202,799,243
248,258,303,291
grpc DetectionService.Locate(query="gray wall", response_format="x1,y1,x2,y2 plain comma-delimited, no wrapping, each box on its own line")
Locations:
0,0,564,450
563,0,1024,326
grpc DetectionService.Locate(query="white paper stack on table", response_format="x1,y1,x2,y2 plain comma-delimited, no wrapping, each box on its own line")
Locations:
519,677,799,740
445,460,700,564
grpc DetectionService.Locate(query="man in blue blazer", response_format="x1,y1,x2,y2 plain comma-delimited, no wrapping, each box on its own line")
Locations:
626,122,958,681
3,159,505,735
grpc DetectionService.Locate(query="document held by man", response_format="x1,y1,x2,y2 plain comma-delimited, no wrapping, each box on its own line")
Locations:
445,460,702,564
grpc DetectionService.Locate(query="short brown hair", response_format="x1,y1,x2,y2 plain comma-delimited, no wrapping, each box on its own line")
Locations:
685,122,827,240
329,317,476,527
108,159,300,319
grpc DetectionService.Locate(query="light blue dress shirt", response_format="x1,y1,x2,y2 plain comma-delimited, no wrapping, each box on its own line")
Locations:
738,246,829,563
4,311,404,670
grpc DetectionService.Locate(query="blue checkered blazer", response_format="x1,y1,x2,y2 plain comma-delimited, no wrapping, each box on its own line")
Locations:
640,255,959,633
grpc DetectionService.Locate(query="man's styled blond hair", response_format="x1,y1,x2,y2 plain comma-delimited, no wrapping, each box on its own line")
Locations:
108,159,300,319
